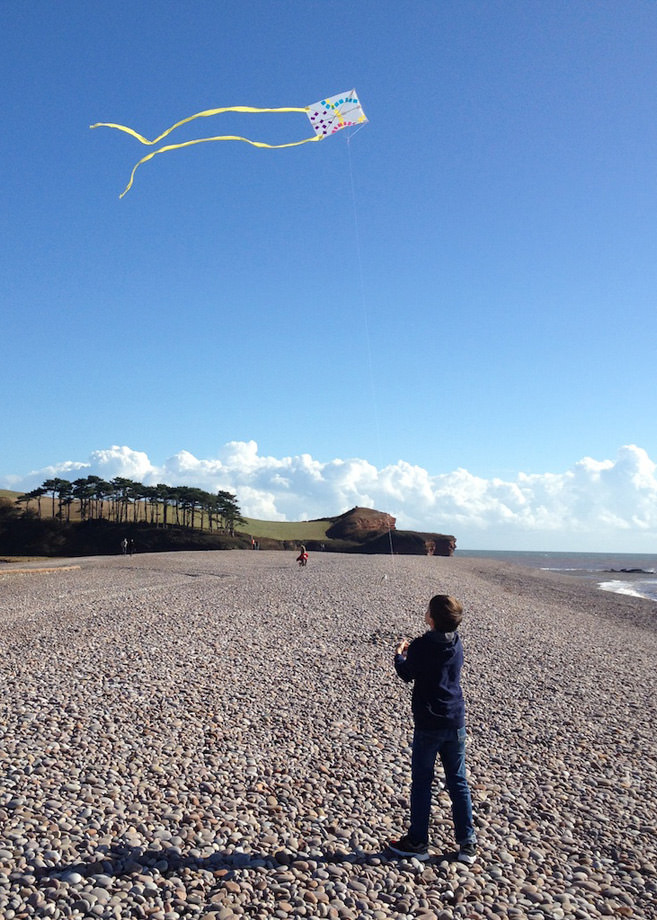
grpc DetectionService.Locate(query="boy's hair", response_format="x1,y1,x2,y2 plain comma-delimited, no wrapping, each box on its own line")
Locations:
428,594,463,631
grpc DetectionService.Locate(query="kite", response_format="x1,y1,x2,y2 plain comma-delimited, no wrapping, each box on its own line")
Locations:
91,90,367,197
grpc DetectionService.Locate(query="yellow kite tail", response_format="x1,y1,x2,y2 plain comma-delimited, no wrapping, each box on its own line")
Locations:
118,132,322,197
90,105,309,147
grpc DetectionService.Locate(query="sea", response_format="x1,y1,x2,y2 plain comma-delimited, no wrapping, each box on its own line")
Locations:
456,550,657,603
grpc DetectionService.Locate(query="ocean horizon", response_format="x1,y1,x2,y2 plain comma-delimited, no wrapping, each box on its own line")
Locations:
457,549,657,603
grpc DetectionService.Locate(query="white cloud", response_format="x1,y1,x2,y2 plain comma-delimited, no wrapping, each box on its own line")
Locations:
88,446,157,482
3,443,657,552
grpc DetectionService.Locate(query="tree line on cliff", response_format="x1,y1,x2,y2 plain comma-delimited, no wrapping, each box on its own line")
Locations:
15,475,245,534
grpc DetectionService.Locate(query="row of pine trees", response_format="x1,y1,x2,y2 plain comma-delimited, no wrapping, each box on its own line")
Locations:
16,476,245,534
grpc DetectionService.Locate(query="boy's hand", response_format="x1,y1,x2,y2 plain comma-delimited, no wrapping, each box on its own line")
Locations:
396,638,410,657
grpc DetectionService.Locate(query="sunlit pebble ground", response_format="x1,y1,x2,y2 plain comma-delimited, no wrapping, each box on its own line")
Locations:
1,551,656,920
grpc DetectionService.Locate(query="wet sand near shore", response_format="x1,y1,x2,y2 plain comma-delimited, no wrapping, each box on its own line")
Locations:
1,551,656,919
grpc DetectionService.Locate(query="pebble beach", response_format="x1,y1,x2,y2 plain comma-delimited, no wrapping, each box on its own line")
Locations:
1,551,656,920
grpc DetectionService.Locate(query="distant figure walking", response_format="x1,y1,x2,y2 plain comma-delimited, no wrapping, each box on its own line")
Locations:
129,539,135,556
296,544,308,567
121,538,128,555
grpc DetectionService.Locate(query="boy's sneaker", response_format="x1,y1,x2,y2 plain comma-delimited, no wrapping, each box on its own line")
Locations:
457,841,477,864
387,834,430,861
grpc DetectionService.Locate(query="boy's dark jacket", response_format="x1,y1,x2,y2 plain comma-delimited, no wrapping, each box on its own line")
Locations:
394,630,465,729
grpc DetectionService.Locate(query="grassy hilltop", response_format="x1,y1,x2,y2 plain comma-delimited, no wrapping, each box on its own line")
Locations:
240,517,332,541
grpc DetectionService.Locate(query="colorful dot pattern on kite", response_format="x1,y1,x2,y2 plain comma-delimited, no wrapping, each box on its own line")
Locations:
306,90,367,137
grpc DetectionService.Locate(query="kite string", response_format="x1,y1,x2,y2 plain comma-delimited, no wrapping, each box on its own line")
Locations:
345,122,368,142
345,134,397,574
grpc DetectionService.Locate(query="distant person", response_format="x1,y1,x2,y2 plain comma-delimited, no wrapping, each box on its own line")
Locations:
388,594,477,864
121,538,128,555
129,539,135,556
296,544,308,566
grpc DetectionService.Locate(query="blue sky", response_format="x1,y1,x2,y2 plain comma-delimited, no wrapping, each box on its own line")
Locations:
2,1,657,551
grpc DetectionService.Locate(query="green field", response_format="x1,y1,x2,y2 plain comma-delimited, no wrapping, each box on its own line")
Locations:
241,517,333,541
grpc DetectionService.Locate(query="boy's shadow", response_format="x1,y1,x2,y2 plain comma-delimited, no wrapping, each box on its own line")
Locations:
38,842,456,882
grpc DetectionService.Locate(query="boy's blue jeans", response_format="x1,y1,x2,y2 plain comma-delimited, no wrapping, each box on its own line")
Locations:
409,725,476,846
